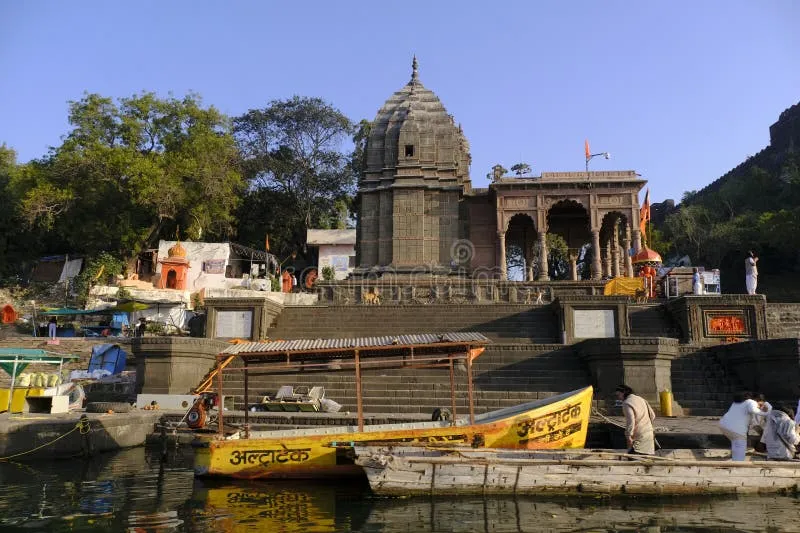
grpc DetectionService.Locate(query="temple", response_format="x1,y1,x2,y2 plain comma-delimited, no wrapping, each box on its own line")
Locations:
355,58,645,280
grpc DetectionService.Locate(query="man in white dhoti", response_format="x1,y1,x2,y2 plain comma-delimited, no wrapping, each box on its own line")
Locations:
745,251,758,295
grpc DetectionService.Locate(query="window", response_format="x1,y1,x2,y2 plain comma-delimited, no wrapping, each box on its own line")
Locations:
348,255,356,268
405,144,414,157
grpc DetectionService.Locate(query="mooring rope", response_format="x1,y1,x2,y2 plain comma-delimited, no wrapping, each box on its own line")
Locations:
0,417,91,461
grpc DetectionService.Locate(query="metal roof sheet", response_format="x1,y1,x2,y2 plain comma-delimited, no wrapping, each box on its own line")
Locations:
222,332,489,355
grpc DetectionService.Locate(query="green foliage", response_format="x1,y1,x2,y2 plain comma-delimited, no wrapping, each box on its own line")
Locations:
116,286,132,300
73,252,125,306
11,92,243,263
510,163,531,176
321,265,335,281
658,157,800,298
233,96,355,259
489,164,508,181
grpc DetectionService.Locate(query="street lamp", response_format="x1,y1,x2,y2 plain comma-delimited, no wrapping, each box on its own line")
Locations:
586,150,610,176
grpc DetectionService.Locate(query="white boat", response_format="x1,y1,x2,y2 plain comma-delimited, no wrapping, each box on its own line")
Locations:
355,445,800,496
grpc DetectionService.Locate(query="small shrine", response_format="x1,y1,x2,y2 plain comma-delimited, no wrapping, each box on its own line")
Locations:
158,240,190,290
633,245,662,298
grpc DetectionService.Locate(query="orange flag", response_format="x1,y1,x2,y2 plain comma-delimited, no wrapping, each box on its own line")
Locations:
639,189,650,235
584,139,591,161
265,233,270,252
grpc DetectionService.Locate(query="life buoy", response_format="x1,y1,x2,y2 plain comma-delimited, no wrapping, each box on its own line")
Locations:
186,403,207,429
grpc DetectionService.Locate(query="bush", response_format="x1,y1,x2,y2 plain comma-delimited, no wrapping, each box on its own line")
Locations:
321,266,335,281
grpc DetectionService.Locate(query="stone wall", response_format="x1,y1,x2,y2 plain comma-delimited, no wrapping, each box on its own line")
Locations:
707,338,800,405
131,337,229,395
666,295,768,345
766,303,800,338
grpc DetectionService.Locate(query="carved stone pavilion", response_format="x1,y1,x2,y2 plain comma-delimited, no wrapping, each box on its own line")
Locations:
355,58,646,280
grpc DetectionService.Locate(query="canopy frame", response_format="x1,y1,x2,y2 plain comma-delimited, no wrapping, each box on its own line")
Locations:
214,336,489,439
0,349,79,412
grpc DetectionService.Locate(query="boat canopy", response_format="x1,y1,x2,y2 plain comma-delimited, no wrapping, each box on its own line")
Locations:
0,348,80,376
0,348,80,411
215,332,491,436
40,308,105,316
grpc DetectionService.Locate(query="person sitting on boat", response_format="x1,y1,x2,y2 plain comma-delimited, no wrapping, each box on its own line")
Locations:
719,391,767,461
615,385,656,455
763,404,799,461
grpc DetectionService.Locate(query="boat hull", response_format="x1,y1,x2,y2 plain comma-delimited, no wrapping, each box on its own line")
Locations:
355,446,800,496
195,386,593,479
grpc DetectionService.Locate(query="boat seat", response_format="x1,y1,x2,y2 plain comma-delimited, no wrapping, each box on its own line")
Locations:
274,385,294,400
254,384,322,412
308,386,325,401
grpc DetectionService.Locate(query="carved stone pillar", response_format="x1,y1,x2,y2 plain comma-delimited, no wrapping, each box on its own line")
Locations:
591,230,602,280
632,229,642,253
537,232,550,281
611,221,621,278
524,239,533,281
603,241,612,278
569,252,578,281
624,225,633,277
498,232,507,280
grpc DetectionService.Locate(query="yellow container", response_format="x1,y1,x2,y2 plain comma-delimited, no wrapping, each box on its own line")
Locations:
0,388,45,413
659,390,674,417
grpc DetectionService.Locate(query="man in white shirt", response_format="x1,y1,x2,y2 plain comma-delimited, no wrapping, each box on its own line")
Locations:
616,384,656,455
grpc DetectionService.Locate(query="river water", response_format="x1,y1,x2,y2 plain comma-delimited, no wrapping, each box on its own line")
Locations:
0,447,797,532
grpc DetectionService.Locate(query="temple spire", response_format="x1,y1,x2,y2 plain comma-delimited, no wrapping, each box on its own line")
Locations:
411,55,419,82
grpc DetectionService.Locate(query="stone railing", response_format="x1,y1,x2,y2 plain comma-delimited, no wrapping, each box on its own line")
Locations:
314,280,607,305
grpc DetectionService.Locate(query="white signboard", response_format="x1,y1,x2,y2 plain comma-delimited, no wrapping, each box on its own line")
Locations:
215,310,253,339
573,309,616,339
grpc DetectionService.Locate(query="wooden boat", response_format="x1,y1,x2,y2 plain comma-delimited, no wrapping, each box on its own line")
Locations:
192,333,593,479
354,445,800,496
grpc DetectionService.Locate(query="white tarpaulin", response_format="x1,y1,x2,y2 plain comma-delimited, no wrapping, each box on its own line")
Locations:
59,258,84,283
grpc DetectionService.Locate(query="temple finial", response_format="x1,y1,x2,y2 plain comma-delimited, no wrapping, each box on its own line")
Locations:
411,55,419,82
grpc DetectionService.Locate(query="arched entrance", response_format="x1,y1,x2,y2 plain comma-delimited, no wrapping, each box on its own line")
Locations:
547,200,591,280
504,213,536,281
166,269,178,289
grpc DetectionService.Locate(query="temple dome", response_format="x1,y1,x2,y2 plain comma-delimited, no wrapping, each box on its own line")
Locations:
362,57,470,186
632,246,662,264
168,241,187,259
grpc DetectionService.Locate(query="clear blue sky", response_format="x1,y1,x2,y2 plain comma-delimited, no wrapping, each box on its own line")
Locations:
1,1,798,204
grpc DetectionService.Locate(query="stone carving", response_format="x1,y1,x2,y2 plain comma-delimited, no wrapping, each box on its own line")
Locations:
505,197,531,209
363,290,382,305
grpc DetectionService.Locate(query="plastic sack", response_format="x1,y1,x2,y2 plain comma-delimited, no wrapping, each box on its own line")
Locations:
320,398,342,413
16,373,31,387
32,373,46,388
46,374,62,387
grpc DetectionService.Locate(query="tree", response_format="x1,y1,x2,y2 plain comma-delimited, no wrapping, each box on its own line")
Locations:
0,145,24,274
12,92,243,266
510,163,531,176
233,96,355,258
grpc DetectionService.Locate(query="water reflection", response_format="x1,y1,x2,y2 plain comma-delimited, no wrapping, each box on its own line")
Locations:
0,446,797,533
0,446,194,532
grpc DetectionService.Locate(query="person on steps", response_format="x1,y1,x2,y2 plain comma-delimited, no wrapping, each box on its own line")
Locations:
763,404,799,461
616,384,656,455
719,391,767,461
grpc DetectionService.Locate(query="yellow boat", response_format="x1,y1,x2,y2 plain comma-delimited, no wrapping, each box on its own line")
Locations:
193,333,593,480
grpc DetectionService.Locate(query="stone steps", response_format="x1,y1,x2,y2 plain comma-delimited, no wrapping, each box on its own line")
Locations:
268,305,560,344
